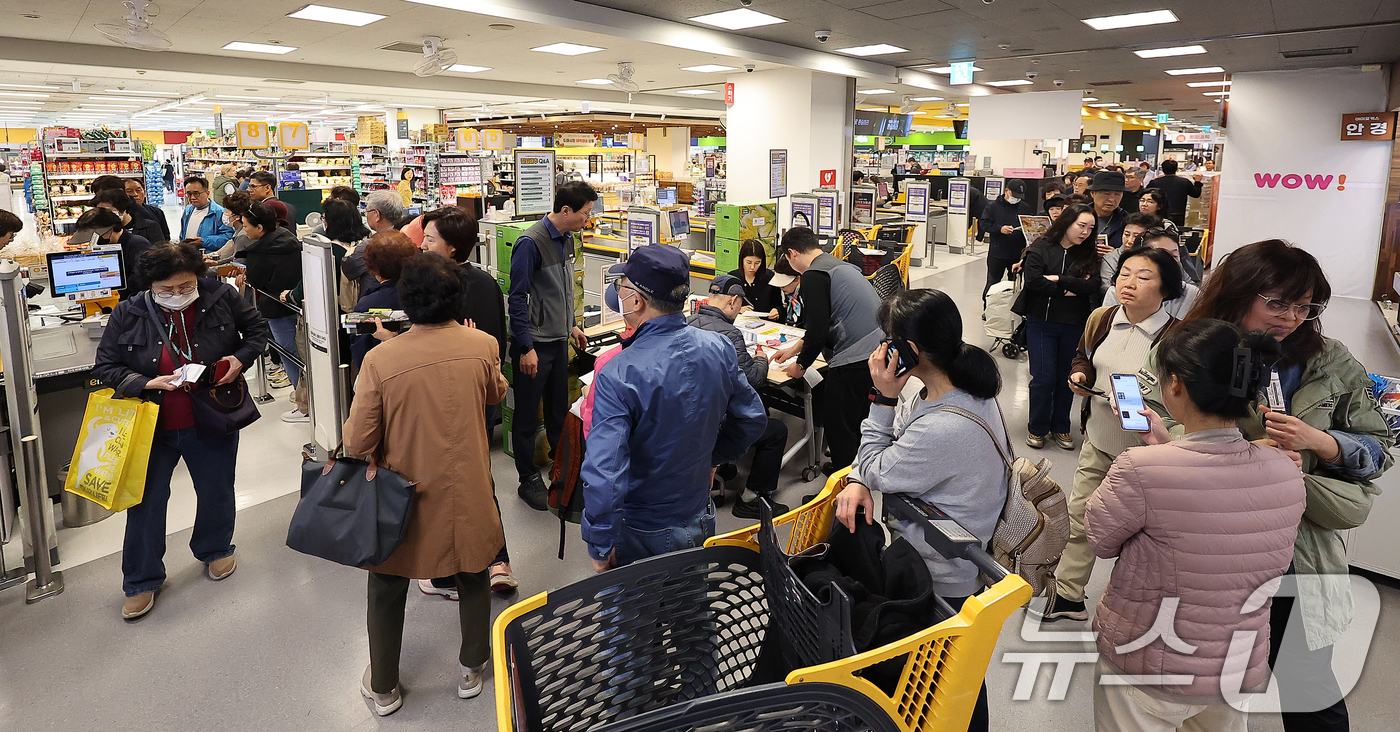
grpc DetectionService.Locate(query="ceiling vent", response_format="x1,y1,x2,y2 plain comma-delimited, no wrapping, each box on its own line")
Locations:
1280,46,1354,59
1139,97,1173,102
380,41,432,53
1088,80,1133,86
263,79,306,84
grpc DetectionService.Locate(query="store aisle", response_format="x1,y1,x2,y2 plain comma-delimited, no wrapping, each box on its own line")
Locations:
0,256,1397,731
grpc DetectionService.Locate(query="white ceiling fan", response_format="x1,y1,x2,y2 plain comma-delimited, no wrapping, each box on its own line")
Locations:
607,62,640,101
413,36,458,77
898,96,921,115
95,0,172,52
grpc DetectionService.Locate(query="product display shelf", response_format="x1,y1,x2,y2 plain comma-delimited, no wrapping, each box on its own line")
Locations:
354,144,390,194
39,132,143,233
144,161,165,206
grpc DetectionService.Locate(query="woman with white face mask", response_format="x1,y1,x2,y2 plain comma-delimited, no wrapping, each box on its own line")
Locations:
92,242,270,621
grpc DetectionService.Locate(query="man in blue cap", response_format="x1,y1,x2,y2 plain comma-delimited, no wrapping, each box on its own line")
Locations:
688,274,791,519
581,246,767,571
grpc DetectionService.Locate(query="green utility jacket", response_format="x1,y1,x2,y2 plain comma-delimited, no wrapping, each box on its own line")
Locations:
1138,336,1393,651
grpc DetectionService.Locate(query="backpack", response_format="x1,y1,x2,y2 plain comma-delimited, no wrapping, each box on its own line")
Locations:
930,405,1070,596
547,411,587,559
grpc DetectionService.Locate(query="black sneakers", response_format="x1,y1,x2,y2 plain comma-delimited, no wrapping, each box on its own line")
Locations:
517,472,549,512
731,497,790,520
1027,593,1089,622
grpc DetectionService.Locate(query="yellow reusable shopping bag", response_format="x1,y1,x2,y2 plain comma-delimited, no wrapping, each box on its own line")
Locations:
64,389,160,511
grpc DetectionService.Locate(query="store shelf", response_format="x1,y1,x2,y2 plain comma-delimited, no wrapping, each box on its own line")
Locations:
297,165,351,171
45,172,142,180
50,194,96,202
48,151,140,159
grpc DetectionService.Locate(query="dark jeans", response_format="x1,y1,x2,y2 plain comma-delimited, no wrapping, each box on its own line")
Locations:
367,569,490,693
1026,316,1083,437
511,339,570,481
616,501,716,567
744,417,788,497
122,428,239,597
983,256,1018,302
824,362,875,470
1269,584,1349,731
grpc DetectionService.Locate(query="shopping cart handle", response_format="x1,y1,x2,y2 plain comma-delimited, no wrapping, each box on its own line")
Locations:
882,494,1009,582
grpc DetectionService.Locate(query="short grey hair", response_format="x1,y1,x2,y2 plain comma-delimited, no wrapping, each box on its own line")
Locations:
364,191,405,223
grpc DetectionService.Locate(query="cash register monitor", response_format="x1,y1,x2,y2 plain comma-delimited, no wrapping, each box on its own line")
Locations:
657,187,677,206
46,248,126,296
663,208,690,241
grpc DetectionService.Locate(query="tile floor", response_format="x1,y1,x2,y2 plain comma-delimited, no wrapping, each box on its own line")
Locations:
1,212,1397,730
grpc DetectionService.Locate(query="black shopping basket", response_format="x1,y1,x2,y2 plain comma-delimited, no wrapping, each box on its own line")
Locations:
492,468,1033,732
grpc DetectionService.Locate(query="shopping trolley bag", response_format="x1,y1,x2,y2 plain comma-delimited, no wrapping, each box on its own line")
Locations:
64,388,159,512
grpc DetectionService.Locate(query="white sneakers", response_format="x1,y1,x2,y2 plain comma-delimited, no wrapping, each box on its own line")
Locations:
459,663,488,699
281,409,309,424
359,662,489,716
417,578,459,601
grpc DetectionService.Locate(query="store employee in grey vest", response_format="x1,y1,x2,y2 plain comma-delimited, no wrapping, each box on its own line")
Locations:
775,228,882,472
508,180,595,510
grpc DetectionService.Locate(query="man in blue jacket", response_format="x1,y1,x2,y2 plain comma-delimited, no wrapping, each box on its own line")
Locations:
582,246,767,571
179,176,234,254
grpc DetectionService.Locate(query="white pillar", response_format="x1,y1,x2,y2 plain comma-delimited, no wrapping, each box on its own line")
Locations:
725,68,849,224
387,108,442,152
645,126,690,179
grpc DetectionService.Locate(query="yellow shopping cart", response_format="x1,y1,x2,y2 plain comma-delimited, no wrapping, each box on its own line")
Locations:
492,469,1032,732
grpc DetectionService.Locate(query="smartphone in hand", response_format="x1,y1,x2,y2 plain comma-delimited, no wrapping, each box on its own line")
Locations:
883,337,919,377
1111,373,1150,432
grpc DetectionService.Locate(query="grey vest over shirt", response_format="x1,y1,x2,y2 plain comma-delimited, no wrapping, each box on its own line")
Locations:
807,253,884,368
523,218,576,343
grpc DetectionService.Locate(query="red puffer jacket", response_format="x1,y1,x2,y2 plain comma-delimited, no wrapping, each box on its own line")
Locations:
1087,432,1305,700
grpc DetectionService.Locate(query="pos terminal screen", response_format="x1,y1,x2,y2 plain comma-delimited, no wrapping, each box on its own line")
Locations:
47,250,126,295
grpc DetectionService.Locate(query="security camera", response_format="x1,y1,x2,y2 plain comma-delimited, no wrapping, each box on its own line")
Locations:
739,0,752,5
1025,71,1038,80
745,64,756,73
815,30,831,43
1053,79,1064,87
981,0,994,4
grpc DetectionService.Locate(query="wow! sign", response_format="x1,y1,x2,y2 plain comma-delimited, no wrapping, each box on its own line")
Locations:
1254,173,1348,190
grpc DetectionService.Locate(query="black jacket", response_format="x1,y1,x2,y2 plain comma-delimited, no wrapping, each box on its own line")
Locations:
979,197,1033,259
93,279,269,399
1095,207,1129,252
687,304,768,390
1019,237,1102,326
1119,189,1144,218
236,226,302,320
1145,174,1203,226
117,231,152,300
129,203,169,246
351,279,399,368
459,263,507,365
726,267,785,322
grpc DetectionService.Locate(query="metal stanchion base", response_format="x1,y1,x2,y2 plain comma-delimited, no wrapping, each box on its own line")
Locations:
25,572,63,604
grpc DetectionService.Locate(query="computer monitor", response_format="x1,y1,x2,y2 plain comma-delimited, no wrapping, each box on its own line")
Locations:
46,248,126,297
894,164,906,175
657,187,677,206
664,208,690,241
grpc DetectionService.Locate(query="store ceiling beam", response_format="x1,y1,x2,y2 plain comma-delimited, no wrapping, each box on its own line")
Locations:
0,36,725,113
405,0,906,84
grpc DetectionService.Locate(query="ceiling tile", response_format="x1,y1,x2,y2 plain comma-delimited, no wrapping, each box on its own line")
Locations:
858,0,953,20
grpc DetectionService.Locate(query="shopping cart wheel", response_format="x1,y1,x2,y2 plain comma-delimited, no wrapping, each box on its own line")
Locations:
1003,343,1021,359
801,466,820,483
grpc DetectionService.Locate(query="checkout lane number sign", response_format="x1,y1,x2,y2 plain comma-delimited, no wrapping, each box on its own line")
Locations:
514,149,557,217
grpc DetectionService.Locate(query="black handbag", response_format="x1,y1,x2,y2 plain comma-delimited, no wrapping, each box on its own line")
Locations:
287,446,417,568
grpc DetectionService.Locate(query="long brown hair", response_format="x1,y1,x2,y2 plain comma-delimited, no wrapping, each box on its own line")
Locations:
1182,239,1330,364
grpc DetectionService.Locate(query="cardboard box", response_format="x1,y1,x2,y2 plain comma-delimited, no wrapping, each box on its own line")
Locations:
715,202,778,242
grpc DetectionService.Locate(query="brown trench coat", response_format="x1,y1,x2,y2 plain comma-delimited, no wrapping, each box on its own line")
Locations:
343,322,509,578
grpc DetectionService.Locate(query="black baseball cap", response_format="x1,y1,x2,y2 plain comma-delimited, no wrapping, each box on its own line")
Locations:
708,274,751,305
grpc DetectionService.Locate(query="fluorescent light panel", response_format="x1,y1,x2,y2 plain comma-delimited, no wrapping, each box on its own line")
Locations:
0,92,48,98
681,64,738,73
1082,97,1098,101
286,4,385,26
1088,102,1120,107
223,42,297,54
676,89,716,95
687,8,786,30
274,104,322,109
529,43,603,56
575,78,613,85
104,89,179,95
835,44,907,57
0,83,59,90
910,96,943,101
1082,10,1178,31
856,89,896,94
985,79,1033,87
1202,91,1230,96
217,94,281,101
1110,107,1137,112
1165,66,1225,75
1186,81,1231,87
449,64,492,73
1134,45,1207,58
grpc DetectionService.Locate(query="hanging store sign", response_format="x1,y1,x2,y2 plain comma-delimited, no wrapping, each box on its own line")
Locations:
236,121,269,149
724,83,735,105
949,61,975,86
483,129,504,151
281,122,310,150
1340,112,1396,141
455,128,480,151
1170,131,1218,145
628,132,645,151
396,114,409,140
556,133,596,147
514,149,556,217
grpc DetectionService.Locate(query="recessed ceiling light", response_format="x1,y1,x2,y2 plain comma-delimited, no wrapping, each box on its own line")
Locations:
676,89,717,95
1088,102,1120,107
0,83,60,90
1082,10,1178,30
1134,45,1207,59
88,95,161,103
1186,81,1230,87
1082,97,1098,101
216,94,281,101
985,80,1034,87
104,89,179,95
448,64,492,73
79,104,140,109
681,64,739,73
856,88,896,94
189,101,250,106
910,96,943,101
1201,91,1230,96
0,92,49,99
223,42,298,54
530,42,604,56
287,4,385,26
926,65,984,74
1110,107,1137,112
835,44,908,57
1165,66,1225,76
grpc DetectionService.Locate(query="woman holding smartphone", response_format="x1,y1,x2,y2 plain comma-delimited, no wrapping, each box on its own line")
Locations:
1139,240,1392,731
1018,203,1103,450
1031,246,1181,622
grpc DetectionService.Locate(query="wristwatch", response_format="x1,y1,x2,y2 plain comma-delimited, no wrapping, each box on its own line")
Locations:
868,387,898,407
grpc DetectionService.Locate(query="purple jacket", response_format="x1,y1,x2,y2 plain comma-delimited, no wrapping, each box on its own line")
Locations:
1087,430,1305,700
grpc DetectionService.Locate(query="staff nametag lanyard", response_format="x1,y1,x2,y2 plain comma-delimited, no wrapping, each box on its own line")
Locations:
1266,368,1287,414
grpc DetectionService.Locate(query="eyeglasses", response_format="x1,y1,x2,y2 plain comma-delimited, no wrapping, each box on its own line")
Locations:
154,282,197,296
1258,294,1325,320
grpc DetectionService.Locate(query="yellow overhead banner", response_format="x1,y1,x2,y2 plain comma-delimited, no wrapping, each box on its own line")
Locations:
628,132,645,150
483,129,504,151
280,122,310,150
455,127,479,151
237,121,269,150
